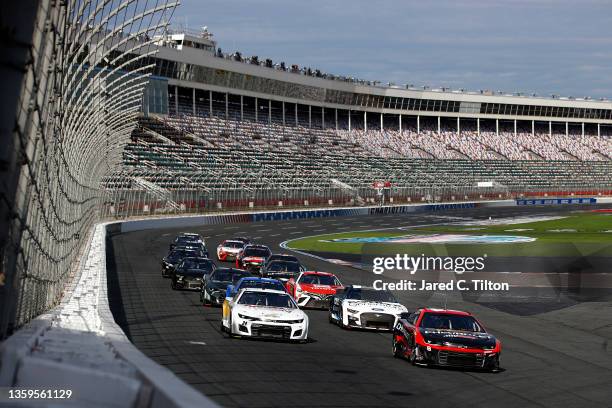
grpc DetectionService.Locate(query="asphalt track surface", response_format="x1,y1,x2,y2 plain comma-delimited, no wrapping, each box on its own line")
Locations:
107,205,612,408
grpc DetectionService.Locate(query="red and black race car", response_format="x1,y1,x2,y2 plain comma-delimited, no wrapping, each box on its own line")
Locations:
392,308,501,371
285,271,343,309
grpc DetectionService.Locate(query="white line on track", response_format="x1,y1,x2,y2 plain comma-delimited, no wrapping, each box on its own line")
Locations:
187,341,207,346
257,229,272,232
270,233,280,237
312,229,327,232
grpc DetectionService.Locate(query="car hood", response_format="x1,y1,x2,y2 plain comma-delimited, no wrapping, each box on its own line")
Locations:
344,301,407,313
207,281,230,291
300,284,341,295
234,305,305,320
419,328,497,349
177,269,207,277
219,247,241,253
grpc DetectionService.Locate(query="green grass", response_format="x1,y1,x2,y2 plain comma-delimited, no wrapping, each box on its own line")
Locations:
286,212,612,257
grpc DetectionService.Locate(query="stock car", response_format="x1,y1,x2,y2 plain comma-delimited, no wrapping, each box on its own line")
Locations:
235,244,272,271
264,254,301,267
392,308,501,371
260,260,304,281
161,248,206,278
222,277,287,323
169,233,203,250
200,267,252,306
285,271,343,309
329,285,408,330
171,257,216,290
216,239,246,262
221,288,309,342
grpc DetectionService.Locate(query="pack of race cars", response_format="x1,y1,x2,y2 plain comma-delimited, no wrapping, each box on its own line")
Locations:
160,232,501,371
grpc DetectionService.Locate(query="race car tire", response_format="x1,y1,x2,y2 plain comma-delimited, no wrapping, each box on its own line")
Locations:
392,337,405,359
202,291,211,306
488,356,500,373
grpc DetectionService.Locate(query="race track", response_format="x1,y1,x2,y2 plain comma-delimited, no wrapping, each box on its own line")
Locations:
106,205,612,408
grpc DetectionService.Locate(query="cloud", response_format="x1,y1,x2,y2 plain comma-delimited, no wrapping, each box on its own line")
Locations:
175,0,612,98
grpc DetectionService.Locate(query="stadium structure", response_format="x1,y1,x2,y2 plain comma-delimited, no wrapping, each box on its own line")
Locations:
101,26,612,216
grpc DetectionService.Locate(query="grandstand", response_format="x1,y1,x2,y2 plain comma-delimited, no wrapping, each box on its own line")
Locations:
100,26,612,215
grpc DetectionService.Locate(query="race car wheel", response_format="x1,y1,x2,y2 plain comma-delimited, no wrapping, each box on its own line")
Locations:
489,356,500,372
409,346,418,365
392,337,405,359
202,291,211,306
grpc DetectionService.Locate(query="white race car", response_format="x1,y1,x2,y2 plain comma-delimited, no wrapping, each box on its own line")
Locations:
216,240,245,262
329,285,407,330
221,288,308,342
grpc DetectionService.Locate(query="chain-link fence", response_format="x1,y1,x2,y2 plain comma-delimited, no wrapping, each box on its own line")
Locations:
0,0,177,339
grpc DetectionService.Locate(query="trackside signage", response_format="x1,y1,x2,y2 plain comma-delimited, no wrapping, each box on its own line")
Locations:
516,198,596,206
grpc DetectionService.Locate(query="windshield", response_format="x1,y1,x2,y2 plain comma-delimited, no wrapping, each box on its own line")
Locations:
299,274,340,286
177,236,199,244
222,241,243,249
420,313,484,332
267,261,301,272
346,288,398,303
181,259,214,273
212,270,250,283
238,291,296,308
168,250,197,262
238,280,285,292
244,248,270,257
268,255,298,263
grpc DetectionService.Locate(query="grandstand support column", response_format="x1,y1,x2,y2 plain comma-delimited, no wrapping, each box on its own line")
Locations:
532,120,535,136
225,93,229,120
282,101,285,126
598,123,601,137
549,121,552,136
582,122,585,139
268,99,272,125
335,108,338,130
417,115,421,133
348,109,352,131
477,118,480,136
496,119,499,135
255,97,258,122
380,113,383,131
309,105,312,128
240,95,244,121
209,90,213,117
514,119,517,136
175,86,179,115
399,114,402,133
456,117,460,135
295,103,298,126
192,88,196,115
565,121,569,136
364,111,367,132
437,116,440,134
322,107,325,129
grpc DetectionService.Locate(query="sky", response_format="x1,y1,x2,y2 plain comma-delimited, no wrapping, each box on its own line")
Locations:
173,0,612,99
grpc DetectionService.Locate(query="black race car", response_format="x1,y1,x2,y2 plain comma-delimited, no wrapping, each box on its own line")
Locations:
392,308,501,371
264,254,301,268
171,257,216,290
161,248,205,278
169,233,206,252
260,260,304,282
200,267,252,306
